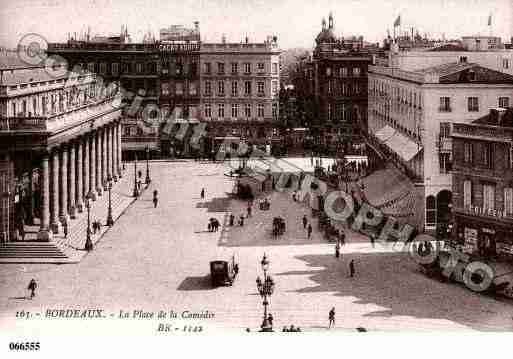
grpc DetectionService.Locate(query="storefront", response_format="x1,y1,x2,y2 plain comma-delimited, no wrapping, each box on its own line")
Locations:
452,210,513,260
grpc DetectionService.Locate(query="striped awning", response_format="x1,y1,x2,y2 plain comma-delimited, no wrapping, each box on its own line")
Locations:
374,125,422,162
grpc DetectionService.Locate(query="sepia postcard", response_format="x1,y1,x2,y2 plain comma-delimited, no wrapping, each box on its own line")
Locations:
1,0,513,356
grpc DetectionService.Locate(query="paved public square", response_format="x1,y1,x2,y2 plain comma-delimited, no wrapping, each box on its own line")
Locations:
1,160,513,334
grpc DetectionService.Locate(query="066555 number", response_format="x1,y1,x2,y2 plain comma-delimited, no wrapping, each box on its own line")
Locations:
9,342,40,351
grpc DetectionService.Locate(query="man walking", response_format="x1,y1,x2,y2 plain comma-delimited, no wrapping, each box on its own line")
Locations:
302,215,307,229
200,188,205,199
27,279,37,299
328,307,335,328
307,223,312,239
349,259,355,277
247,203,252,217
335,242,340,258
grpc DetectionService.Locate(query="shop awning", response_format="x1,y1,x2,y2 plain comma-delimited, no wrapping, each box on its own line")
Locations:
373,125,422,162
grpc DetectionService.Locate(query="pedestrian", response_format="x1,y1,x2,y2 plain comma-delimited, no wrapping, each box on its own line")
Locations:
239,215,244,227
63,220,68,238
370,233,375,248
307,223,312,239
229,214,235,226
208,220,212,232
340,231,345,246
200,188,205,199
349,259,355,278
268,313,274,327
335,242,340,258
153,190,158,208
292,191,297,202
328,307,335,328
214,218,220,232
18,220,25,241
247,203,252,217
302,215,307,229
27,279,37,299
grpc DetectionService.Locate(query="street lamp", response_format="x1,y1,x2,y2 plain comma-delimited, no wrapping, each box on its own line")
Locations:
84,191,93,251
145,145,151,185
132,153,139,198
256,253,275,332
106,175,114,227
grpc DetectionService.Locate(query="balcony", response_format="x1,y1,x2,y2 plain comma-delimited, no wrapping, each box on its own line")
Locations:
437,136,452,152
0,98,123,133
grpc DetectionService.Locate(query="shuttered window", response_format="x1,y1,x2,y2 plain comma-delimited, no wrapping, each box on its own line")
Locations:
463,180,472,208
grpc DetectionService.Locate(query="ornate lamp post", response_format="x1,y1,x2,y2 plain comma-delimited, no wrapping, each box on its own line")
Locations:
145,145,151,185
106,175,114,227
84,191,93,251
256,253,275,332
132,153,139,198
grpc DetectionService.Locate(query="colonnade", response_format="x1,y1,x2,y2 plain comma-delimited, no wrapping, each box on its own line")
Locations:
38,121,123,239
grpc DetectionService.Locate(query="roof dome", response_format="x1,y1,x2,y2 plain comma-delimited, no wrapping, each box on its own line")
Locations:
316,28,337,44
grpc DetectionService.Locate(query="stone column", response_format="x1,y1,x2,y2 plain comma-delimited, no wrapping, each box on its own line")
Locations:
117,122,123,178
60,145,69,224
83,135,90,199
69,142,76,219
90,132,97,201
37,153,52,241
106,125,111,179
102,128,107,191
26,170,35,225
112,124,118,181
96,131,103,196
50,149,61,234
76,139,84,213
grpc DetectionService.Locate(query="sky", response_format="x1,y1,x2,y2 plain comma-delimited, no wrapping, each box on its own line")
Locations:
0,0,512,50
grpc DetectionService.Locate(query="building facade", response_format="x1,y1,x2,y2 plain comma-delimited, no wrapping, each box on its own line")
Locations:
451,110,513,259
0,65,123,243
199,36,280,152
368,61,513,232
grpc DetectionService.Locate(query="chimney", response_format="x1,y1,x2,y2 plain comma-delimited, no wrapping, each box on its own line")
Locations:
245,36,249,44
194,21,199,33
222,34,226,44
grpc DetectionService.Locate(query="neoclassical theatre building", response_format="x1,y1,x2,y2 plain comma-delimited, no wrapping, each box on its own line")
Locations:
0,64,123,243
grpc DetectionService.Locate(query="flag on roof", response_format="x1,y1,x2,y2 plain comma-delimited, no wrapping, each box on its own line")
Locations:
488,14,492,26
393,15,401,27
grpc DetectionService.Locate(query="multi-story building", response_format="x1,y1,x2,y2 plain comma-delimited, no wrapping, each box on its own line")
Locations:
0,64,123,243
47,29,160,160
368,60,513,232
158,23,201,156
451,109,513,259
199,36,280,152
292,13,374,155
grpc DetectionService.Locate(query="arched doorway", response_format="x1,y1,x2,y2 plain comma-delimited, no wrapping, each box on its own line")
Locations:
436,190,452,237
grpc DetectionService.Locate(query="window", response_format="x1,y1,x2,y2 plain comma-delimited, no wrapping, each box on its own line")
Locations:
231,81,238,97
218,103,225,118
353,67,361,77
505,188,513,215
136,62,143,74
218,81,225,96
464,142,473,163
245,104,251,117
257,63,265,72
499,97,509,108
124,127,131,136
483,184,495,211
272,103,277,119
176,82,183,95
340,67,347,77
189,82,197,96
99,62,107,74
326,67,332,76
190,62,197,76
354,82,360,94
440,122,451,138
204,103,211,118
272,63,278,75
204,62,211,74
112,63,119,75
257,81,264,96
341,83,347,96
483,143,493,168
161,83,169,96
439,153,452,173
32,98,37,115
88,62,95,73
257,103,264,117
272,80,278,95
467,97,479,112
231,62,238,74
231,103,238,118
217,62,225,74
42,97,46,114
244,63,251,74
244,81,251,96
327,103,332,121
426,196,436,226
439,97,451,112
463,180,472,208
205,81,212,96
503,58,510,69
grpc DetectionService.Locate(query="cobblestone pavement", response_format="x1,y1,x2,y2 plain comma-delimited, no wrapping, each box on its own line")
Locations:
1,161,512,334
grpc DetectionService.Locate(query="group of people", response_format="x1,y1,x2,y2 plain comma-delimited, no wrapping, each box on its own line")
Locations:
208,218,221,232
91,220,102,235
258,198,271,211
282,325,302,332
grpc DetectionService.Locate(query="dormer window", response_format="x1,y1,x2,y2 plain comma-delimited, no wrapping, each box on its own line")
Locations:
468,70,476,81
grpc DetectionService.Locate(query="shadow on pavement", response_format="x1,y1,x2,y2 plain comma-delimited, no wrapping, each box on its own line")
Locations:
177,275,214,291
275,252,513,331
196,197,231,213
